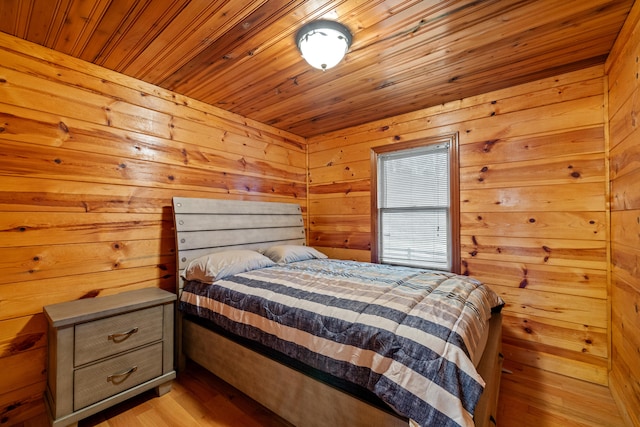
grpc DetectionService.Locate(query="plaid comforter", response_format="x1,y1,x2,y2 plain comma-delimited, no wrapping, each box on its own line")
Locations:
179,259,503,427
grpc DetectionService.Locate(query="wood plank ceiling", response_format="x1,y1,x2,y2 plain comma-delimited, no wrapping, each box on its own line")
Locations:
0,0,634,138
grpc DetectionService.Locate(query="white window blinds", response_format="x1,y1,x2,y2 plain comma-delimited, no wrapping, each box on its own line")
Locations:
377,143,451,270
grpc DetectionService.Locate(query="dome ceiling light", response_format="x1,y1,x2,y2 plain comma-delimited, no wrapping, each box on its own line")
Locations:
295,20,353,71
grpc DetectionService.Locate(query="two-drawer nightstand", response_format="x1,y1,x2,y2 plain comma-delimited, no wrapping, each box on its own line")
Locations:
43,287,177,427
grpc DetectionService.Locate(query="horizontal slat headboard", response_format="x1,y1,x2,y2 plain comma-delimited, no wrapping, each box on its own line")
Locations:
172,197,306,294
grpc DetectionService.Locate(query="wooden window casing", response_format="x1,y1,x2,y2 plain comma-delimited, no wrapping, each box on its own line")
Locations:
370,133,460,274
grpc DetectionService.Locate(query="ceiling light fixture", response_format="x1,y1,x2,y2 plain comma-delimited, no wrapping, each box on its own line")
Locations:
296,20,353,71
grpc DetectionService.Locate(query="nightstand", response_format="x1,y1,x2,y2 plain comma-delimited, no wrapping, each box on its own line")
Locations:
43,288,177,427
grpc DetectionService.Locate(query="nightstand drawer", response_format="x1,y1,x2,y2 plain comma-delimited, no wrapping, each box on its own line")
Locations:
75,305,163,366
73,342,164,411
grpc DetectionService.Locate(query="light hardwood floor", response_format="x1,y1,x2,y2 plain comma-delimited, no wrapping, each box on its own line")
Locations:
20,359,627,427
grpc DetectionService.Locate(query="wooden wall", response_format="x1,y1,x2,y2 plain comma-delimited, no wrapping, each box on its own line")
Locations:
605,2,640,425
4,12,640,426
0,32,306,425
308,66,610,387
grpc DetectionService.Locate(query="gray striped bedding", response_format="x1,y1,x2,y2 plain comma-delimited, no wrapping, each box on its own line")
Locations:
179,258,504,427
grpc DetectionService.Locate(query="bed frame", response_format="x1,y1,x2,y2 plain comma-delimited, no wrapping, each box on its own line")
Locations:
173,197,503,427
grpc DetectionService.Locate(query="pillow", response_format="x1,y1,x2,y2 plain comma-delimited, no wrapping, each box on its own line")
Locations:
183,250,275,283
261,245,328,264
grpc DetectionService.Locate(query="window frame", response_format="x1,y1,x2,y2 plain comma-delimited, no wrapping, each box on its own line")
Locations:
370,133,460,274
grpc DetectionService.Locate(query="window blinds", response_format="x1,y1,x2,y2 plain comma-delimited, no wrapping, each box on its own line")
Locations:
378,144,450,270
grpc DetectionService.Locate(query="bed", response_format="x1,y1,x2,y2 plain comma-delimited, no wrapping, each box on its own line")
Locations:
172,197,504,427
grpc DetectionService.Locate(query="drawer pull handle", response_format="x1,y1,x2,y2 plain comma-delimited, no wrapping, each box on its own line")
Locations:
107,366,138,383
108,327,139,342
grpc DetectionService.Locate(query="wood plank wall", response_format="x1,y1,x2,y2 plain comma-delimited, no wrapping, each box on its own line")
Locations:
308,66,610,387
605,1,640,425
4,17,639,427
0,32,306,425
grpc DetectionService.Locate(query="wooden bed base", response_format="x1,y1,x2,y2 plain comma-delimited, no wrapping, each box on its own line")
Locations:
181,313,502,427
172,197,503,427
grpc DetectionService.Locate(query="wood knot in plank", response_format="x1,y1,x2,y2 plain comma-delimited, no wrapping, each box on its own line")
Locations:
376,81,395,90
9,333,44,354
482,140,498,152
79,290,101,299
460,260,470,275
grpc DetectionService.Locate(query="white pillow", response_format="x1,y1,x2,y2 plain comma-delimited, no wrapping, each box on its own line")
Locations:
183,250,275,283
261,245,328,264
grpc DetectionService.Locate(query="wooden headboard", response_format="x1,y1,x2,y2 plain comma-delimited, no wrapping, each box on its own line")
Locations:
172,197,306,294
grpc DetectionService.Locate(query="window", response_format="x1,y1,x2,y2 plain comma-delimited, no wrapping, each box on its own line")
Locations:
371,133,460,273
